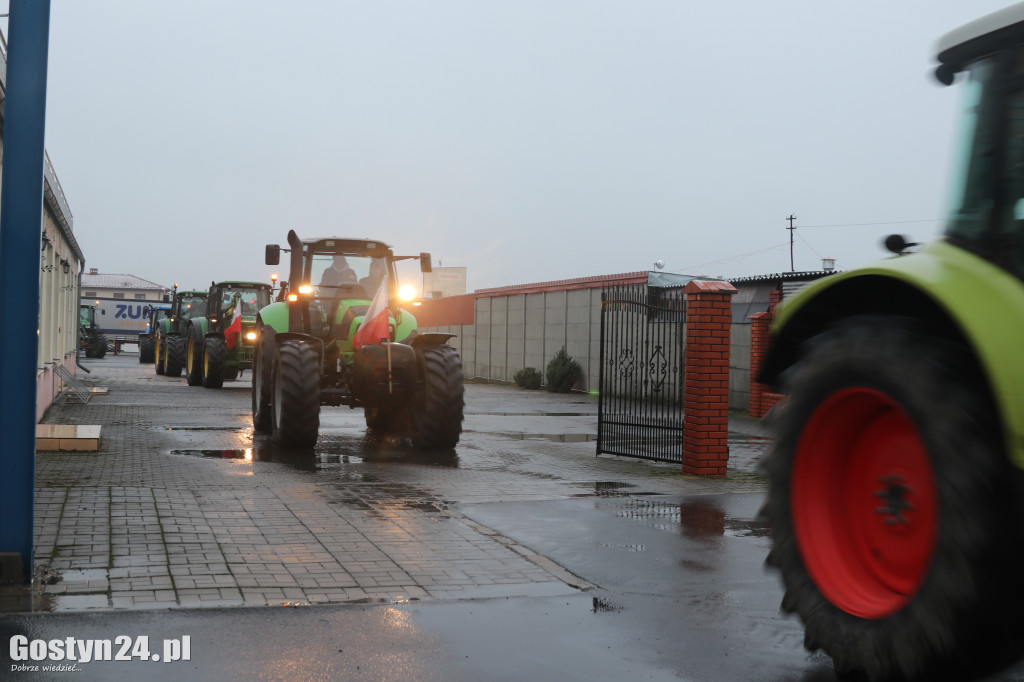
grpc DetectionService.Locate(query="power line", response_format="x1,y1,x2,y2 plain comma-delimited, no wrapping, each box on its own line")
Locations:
681,241,790,272
801,218,941,229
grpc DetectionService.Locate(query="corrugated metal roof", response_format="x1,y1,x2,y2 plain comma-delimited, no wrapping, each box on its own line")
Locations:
728,270,840,285
80,272,168,290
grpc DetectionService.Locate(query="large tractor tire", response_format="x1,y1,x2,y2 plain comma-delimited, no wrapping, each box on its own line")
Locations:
155,332,166,375
251,326,273,433
224,366,239,382
203,336,226,389
165,335,185,377
409,344,464,449
186,331,204,386
94,334,108,359
139,336,154,363
271,340,321,449
762,317,1022,681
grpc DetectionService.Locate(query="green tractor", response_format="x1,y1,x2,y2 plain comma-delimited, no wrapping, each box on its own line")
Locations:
253,231,464,449
185,281,273,389
760,5,1024,679
138,303,171,364
154,288,207,377
78,304,107,359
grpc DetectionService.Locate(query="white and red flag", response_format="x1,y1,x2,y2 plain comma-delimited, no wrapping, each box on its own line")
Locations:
353,279,390,350
225,295,244,349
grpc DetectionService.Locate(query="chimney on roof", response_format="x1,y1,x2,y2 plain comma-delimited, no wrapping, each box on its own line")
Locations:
89,268,98,275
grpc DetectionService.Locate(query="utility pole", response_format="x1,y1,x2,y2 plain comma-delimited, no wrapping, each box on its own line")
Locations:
786,214,797,272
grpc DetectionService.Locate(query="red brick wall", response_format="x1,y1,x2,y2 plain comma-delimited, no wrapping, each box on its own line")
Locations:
681,280,736,477
748,288,783,418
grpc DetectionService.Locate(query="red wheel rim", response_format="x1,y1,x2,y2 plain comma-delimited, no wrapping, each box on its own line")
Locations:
791,387,937,619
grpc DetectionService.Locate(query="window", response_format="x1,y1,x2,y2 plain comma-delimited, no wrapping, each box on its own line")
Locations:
135,294,146,300
113,293,124,299
84,291,96,298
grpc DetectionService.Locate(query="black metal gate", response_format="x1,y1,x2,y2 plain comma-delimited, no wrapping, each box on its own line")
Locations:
597,285,686,462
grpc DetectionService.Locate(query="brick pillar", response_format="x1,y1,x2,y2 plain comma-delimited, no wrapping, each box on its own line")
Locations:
748,312,771,418
682,280,737,477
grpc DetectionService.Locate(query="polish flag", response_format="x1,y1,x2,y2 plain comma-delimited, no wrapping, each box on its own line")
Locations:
353,279,390,350
225,296,244,349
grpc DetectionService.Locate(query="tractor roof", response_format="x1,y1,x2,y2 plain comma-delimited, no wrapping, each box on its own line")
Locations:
302,237,393,257
936,2,1024,80
212,281,273,289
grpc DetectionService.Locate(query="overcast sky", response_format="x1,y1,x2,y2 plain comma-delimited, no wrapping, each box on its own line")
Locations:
30,1,1015,294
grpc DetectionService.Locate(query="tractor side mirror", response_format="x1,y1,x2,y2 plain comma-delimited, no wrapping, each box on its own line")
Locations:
419,252,432,273
266,244,281,266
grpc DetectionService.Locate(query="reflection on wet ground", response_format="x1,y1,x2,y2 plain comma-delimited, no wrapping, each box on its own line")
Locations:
471,412,594,417
613,496,771,539
493,432,597,443
168,430,461,471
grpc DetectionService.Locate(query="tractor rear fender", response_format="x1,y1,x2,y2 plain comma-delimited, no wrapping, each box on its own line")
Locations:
410,332,456,347
764,240,1024,469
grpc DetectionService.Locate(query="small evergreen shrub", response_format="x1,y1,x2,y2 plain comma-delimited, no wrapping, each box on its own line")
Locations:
546,348,582,393
513,367,543,390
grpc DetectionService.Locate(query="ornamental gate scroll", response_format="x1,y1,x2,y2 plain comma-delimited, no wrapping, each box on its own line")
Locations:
597,285,686,462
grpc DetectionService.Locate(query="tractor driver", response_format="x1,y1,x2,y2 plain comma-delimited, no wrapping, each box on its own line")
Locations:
319,254,357,293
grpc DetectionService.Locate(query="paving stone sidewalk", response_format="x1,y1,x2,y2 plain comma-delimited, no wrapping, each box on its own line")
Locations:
4,355,769,613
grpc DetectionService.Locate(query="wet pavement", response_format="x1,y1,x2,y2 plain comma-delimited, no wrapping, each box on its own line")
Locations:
6,354,1024,680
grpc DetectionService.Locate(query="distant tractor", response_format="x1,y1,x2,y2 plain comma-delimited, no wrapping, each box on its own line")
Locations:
184,281,273,388
253,231,464,449
78,304,107,359
154,288,207,377
760,5,1024,680
138,303,171,364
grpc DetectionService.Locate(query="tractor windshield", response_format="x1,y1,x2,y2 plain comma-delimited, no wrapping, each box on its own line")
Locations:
944,47,1024,276
214,285,271,316
179,296,207,320
311,252,389,299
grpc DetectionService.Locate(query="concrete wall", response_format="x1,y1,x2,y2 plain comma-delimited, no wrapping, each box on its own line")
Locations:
419,274,833,414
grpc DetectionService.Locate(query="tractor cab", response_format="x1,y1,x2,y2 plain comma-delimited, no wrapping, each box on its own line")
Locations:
264,233,431,350
939,3,1024,277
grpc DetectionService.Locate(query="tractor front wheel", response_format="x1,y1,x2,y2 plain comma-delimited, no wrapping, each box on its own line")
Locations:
186,332,204,386
155,333,166,375
763,317,1021,681
139,336,154,363
203,337,226,389
165,335,185,377
252,326,273,433
409,344,464,449
271,340,321,449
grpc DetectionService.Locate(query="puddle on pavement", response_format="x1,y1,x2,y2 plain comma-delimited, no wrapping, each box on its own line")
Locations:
572,481,663,498
164,426,249,432
472,412,594,417
171,448,252,459
168,433,460,471
0,567,112,614
613,497,772,539
494,432,598,443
